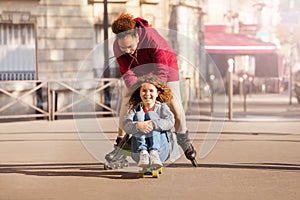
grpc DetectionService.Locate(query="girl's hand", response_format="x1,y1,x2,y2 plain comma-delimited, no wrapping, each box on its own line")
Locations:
137,121,154,133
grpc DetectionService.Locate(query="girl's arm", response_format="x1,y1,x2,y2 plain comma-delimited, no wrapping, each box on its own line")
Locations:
151,103,175,131
122,109,140,134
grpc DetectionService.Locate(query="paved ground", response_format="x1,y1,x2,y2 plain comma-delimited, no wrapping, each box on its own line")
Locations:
191,93,300,119
1,93,300,200
0,115,300,200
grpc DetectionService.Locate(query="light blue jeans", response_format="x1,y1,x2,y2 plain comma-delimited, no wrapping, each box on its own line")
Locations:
131,111,170,163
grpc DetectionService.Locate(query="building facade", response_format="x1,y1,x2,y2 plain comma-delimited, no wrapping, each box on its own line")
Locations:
0,0,204,80
202,0,282,93
0,0,204,118
0,0,286,118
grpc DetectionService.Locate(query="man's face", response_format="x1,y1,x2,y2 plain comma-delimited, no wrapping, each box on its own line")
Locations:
117,34,139,55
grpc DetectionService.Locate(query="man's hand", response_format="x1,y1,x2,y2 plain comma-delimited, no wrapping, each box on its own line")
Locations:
137,121,154,134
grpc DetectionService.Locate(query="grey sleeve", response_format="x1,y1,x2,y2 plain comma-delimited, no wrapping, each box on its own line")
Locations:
122,109,140,134
152,103,175,131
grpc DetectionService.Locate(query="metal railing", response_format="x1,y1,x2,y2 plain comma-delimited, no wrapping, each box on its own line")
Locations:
49,78,122,120
0,80,50,120
0,78,122,121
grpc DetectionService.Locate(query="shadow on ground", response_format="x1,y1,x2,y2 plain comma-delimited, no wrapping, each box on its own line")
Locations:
1,162,299,180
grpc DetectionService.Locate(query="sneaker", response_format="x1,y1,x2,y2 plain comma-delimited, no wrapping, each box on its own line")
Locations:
138,150,150,167
149,150,163,168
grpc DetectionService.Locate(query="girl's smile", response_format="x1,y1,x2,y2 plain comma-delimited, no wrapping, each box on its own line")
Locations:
140,83,159,110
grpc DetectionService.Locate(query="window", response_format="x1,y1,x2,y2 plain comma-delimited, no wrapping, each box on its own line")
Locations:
0,23,36,80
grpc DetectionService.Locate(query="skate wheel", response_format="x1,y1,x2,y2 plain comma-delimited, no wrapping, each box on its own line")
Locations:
104,164,108,170
104,162,111,170
116,163,122,169
122,160,129,168
191,159,198,167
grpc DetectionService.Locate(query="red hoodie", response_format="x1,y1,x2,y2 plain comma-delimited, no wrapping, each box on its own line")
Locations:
113,17,179,87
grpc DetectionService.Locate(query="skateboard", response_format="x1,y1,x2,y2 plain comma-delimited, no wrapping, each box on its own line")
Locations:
138,167,163,178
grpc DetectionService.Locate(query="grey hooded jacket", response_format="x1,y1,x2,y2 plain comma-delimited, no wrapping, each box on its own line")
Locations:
122,102,175,135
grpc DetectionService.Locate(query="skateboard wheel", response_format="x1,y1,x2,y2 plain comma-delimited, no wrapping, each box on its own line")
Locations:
152,170,159,178
158,167,163,174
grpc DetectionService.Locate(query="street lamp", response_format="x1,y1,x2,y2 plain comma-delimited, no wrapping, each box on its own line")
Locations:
227,58,234,120
242,73,248,112
209,74,215,113
103,0,111,113
289,26,294,105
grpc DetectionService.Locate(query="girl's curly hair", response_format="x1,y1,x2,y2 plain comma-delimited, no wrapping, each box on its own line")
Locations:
112,13,138,38
128,74,173,108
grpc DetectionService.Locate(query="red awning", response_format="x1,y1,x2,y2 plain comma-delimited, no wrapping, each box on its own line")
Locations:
204,32,277,54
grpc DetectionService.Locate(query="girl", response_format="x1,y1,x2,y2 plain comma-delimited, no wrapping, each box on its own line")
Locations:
122,75,174,167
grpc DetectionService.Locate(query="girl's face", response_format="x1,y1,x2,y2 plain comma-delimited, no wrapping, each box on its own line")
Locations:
140,83,159,108
117,34,139,55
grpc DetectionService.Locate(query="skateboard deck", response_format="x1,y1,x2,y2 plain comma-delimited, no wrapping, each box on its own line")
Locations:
138,167,163,178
